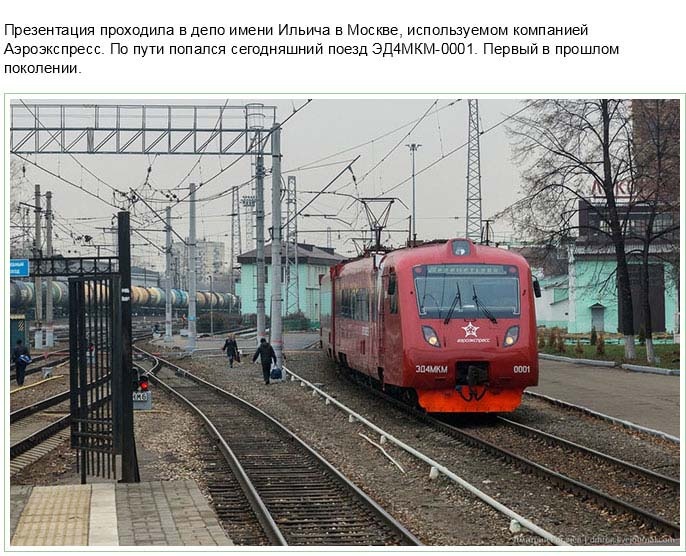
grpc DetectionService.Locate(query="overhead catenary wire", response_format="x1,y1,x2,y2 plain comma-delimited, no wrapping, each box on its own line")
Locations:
282,100,459,174
171,99,313,206
334,100,451,195
379,103,530,197
282,156,361,232
12,156,170,256
170,98,231,190
13,154,129,214
130,189,188,246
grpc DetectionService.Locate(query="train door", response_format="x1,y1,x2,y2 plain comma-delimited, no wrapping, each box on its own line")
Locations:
380,268,402,385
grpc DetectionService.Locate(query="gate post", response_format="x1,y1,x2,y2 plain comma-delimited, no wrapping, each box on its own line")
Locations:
118,211,140,482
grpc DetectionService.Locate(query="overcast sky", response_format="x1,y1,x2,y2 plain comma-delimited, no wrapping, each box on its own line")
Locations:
10,98,526,269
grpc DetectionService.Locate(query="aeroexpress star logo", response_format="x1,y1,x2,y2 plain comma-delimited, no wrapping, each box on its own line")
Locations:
462,322,479,337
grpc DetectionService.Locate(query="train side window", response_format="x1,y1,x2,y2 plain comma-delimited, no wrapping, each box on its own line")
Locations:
389,273,398,314
387,273,396,295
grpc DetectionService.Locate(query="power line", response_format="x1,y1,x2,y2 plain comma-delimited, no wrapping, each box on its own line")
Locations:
282,100,459,174
170,98,231,190
130,188,187,246
379,103,530,197
335,100,449,194
13,153,125,212
283,156,361,231
171,99,313,206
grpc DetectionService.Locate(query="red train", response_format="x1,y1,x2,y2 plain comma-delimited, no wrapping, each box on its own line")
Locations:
320,239,541,413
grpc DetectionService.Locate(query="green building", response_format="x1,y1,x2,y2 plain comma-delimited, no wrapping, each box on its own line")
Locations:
567,245,678,334
534,244,679,334
236,243,344,327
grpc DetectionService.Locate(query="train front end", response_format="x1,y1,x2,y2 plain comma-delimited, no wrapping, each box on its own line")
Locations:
400,240,539,413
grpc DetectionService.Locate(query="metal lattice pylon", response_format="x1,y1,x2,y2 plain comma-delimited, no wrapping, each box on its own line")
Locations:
229,186,241,295
465,100,482,242
241,193,255,251
283,176,300,315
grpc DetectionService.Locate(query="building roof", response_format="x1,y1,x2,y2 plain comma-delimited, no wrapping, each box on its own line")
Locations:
237,242,345,266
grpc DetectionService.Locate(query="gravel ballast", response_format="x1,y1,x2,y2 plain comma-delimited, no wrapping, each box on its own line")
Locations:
11,346,680,546
170,349,678,545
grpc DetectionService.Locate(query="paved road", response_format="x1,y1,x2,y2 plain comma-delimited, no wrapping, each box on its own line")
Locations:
533,358,681,438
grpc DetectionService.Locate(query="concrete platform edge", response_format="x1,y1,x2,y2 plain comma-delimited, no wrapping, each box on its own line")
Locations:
524,390,680,444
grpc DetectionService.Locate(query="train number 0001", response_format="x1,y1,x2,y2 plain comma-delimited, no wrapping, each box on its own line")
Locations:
513,365,531,374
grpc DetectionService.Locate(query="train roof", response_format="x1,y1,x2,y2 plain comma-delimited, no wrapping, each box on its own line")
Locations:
337,239,530,271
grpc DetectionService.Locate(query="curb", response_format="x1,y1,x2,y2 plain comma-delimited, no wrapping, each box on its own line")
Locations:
539,353,679,376
525,391,680,444
539,353,616,367
620,363,680,376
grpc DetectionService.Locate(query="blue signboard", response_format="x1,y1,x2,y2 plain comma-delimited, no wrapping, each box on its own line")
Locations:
10,259,30,277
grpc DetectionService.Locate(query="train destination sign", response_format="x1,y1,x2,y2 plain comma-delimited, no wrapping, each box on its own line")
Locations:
10,259,29,277
420,264,513,276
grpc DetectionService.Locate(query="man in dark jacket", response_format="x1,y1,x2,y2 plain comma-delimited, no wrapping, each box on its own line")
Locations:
12,339,31,387
221,334,239,368
252,338,277,385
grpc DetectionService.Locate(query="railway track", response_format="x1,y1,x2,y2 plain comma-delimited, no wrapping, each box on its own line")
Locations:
135,347,421,547
9,356,69,382
8,325,154,380
494,415,680,485
340,371,680,539
9,326,252,476
10,399,71,476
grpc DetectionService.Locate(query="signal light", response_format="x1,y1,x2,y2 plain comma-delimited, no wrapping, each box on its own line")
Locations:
132,369,150,392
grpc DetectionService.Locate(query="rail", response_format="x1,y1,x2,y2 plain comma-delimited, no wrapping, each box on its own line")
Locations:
280,365,568,546
134,346,421,546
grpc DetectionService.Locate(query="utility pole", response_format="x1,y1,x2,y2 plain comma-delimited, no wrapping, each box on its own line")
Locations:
270,124,283,369
255,147,266,344
188,182,197,351
465,100,483,242
406,143,421,245
209,275,214,335
45,191,54,347
229,186,241,295
242,194,255,250
33,184,43,349
481,219,493,246
164,206,172,346
118,210,139,482
284,175,299,316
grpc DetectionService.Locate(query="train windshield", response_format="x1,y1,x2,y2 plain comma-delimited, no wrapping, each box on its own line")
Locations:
413,264,520,319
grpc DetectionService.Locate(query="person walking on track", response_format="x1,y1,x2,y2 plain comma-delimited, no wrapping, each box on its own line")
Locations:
12,339,31,387
252,338,277,385
222,334,240,369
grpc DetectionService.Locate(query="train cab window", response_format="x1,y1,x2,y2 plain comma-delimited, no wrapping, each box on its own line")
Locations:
389,273,398,314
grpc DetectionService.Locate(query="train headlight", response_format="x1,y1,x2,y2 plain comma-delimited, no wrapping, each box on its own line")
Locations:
504,326,520,347
422,326,441,348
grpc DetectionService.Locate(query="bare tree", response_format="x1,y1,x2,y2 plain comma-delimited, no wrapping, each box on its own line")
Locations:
626,99,680,363
507,99,638,359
